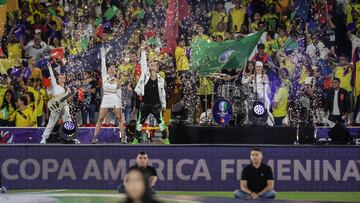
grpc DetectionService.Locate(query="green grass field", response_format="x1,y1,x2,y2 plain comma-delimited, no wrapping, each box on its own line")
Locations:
6,190,360,203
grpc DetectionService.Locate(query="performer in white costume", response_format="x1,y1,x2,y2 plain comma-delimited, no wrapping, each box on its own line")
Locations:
40,63,72,144
92,47,125,144
252,61,274,126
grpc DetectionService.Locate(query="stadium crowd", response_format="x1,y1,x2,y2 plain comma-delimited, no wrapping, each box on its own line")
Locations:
0,0,359,128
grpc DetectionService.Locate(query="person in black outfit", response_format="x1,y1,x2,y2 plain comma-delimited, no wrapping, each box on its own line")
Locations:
119,151,158,194
134,57,167,141
324,78,350,124
234,148,276,199
81,71,97,124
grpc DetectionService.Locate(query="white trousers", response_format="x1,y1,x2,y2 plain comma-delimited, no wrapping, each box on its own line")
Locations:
42,105,72,139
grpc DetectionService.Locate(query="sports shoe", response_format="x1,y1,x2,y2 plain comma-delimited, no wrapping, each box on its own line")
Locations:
91,136,98,144
161,130,167,139
0,185,7,193
74,139,81,144
120,137,127,144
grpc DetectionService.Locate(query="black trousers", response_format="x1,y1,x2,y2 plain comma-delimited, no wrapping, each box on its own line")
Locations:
137,103,164,130
274,116,285,126
329,115,344,123
353,95,360,122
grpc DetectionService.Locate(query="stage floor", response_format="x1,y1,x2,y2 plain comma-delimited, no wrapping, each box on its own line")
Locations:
0,126,359,144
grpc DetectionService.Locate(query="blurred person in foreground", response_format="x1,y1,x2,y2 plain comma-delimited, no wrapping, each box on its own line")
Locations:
119,151,158,195
122,167,160,203
234,148,276,199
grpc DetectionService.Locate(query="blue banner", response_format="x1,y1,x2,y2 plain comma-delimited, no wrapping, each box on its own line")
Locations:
0,145,359,191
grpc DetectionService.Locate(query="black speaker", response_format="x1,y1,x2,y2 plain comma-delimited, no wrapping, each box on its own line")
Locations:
328,123,351,144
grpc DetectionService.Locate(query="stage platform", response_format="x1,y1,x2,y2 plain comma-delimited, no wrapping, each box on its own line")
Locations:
0,126,359,144
0,145,358,192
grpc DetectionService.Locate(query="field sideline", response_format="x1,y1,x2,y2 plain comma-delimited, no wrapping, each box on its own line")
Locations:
5,190,360,202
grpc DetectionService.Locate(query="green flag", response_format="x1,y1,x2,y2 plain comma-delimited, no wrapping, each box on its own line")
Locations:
138,10,145,19
104,5,119,20
283,38,299,51
95,17,103,26
148,37,157,46
190,30,265,76
0,0,6,5
48,7,57,16
80,37,89,49
146,0,154,6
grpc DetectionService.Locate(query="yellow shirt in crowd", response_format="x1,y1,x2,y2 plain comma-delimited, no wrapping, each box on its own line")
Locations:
264,39,277,55
298,65,309,84
229,7,246,32
192,34,210,42
211,31,225,39
0,105,15,121
175,46,189,71
279,56,295,78
9,107,36,127
277,36,288,49
272,85,289,118
198,77,213,96
0,86,8,106
27,86,46,118
208,11,228,34
29,67,43,80
333,66,352,92
7,43,22,59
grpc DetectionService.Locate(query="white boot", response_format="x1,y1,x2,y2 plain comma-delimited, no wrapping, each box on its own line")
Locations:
40,137,47,144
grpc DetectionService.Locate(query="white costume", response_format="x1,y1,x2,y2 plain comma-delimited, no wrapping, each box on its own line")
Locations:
40,66,71,143
100,49,122,109
252,73,274,126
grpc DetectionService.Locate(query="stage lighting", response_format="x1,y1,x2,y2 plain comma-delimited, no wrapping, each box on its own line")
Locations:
253,102,265,117
59,121,79,142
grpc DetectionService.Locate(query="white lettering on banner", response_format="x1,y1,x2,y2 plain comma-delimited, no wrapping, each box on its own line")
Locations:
221,159,234,180
83,159,102,180
1,158,359,183
237,160,250,180
176,159,193,180
315,160,320,181
192,159,211,180
167,159,174,180
294,160,311,181
103,159,126,180
277,160,292,181
42,159,59,180
323,160,341,181
2,159,19,180
342,160,360,181
57,159,76,180
151,159,165,180
20,159,40,180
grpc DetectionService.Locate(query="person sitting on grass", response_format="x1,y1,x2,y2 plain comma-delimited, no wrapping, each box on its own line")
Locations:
234,148,276,199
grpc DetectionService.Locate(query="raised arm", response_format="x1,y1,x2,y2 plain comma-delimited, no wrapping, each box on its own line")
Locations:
140,50,149,73
100,47,109,82
48,63,58,89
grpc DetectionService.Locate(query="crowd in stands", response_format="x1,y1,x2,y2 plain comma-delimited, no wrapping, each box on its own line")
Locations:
0,0,359,128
